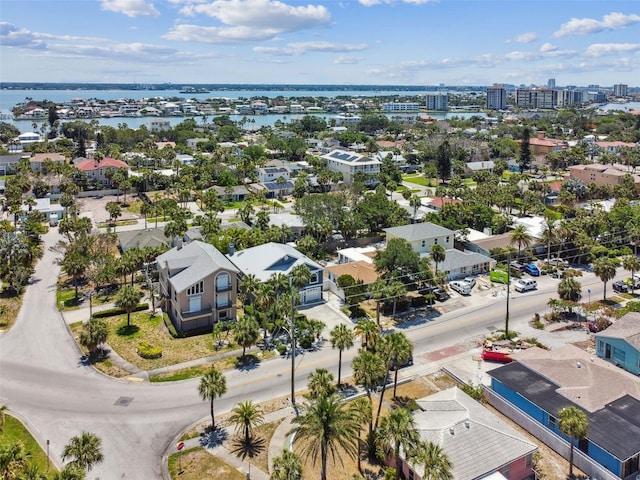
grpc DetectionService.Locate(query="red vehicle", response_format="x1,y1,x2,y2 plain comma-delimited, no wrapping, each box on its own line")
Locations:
481,340,530,363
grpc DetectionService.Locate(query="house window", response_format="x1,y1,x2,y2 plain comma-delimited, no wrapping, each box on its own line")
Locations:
597,340,603,354
216,272,230,291
548,415,557,429
310,273,318,283
219,310,228,319
421,240,426,248
434,238,438,245
446,236,450,243
187,281,204,296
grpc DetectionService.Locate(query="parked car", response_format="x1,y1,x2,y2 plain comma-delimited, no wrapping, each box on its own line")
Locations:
613,280,629,293
462,277,476,288
514,279,537,292
390,354,414,370
421,286,449,302
449,280,472,295
510,262,525,272
523,263,540,276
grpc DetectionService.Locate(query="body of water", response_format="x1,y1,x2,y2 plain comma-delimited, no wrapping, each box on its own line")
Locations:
0,88,488,133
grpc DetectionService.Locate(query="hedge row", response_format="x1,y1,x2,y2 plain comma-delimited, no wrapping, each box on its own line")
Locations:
92,303,149,318
136,341,162,359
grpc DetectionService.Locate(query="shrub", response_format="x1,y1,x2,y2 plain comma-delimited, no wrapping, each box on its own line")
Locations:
276,344,287,356
136,341,162,359
93,303,149,318
411,295,427,308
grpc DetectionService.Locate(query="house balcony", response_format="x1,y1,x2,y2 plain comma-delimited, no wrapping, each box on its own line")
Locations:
180,304,213,320
216,284,233,293
215,300,233,310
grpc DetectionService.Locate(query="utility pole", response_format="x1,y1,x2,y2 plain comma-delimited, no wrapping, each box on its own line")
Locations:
505,251,511,339
290,277,296,406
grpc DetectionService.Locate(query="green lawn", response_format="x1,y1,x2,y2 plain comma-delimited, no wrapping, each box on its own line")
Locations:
402,174,432,187
0,414,54,476
56,287,83,311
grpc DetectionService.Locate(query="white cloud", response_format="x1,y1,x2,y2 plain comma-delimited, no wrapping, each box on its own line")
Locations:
554,12,640,37
539,42,557,53
334,55,362,64
508,32,537,44
585,43,640,57
358,0,437,5
100,0,160,17
168,0,331,44
0,22,46,49
253,41,368,56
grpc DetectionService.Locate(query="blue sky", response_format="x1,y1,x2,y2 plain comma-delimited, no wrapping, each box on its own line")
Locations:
1,0,639,86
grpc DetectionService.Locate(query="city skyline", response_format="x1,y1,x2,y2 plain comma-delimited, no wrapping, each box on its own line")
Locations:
1,1,639,87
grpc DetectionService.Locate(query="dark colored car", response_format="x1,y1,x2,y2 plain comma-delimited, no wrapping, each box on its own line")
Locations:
421,286,449,301
613,280,629,293
390,355,414,370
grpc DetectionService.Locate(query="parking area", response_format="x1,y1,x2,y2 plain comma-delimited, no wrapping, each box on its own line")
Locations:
77,194,139,224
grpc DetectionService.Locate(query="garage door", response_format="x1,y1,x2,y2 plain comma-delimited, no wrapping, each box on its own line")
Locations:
304,287,322,304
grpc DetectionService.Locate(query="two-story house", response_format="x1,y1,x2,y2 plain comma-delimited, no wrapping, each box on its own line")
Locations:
75,157,130,187
228,242,324,305
156,241,240,333
321,149,381,186
383,222,494,280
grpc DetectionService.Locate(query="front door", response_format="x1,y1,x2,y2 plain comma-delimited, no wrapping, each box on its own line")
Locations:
605,343,611,359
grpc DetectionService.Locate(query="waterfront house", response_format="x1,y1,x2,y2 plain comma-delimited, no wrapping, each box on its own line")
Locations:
157,240,239,333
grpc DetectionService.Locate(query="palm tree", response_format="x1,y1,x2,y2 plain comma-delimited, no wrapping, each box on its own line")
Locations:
229,400,264,445
558,406,589,479
79,317,108,356
353,317,380,352
270,449,303,480
239,273,260,306
289,394,359,480
290,263,312,290
198,367,227,430
113,284,143,327
592,257,617,301
234,313,261,358
621,254,640,295
558,277,582,303
376,332,413,423
349,397,372,473
52,464,86,480
352,350,386,434
539,217,556,265
386,281,407,316
430,244,446,276
376,408,420,480
329,324,354,387
509,224,532,259
0,442,29,480
307,368,337,399
410,440,453,480
409,195,422,222
61,432,104,472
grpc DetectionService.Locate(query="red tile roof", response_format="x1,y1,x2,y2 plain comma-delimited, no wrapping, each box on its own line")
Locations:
76,157,129,171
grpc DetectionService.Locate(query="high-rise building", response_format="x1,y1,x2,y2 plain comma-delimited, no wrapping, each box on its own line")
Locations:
425,93,448,111
547,78,556,88
516,88,556,109
486,85,507,110
613,84,628,97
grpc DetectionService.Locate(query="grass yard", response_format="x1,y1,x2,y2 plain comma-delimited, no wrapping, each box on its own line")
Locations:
168,447,245,480
56,286,83,311
402,174,432,187
69,322,132,378
0,414,53,475
0,291,25,330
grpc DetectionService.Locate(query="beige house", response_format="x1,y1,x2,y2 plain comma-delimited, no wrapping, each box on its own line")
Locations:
29,152,65,173
156,241,239,333
568,163,640,191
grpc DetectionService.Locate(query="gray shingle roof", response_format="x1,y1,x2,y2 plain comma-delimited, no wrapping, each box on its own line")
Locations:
596,312,640,350
410,388,537,480
420,248,494,271
384,222,454,241
228,242,321,282
156,240,239,293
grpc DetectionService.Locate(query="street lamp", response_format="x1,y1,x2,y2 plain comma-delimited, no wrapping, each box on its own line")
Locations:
46,440,50,472
88,290,95,319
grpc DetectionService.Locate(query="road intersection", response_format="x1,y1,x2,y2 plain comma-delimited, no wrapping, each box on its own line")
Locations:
0,228,618,479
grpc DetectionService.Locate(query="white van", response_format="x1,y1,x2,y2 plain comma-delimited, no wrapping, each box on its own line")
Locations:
514,279,537,292
449,280,472,295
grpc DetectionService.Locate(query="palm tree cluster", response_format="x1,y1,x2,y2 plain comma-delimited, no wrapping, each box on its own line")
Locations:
283,323,452,480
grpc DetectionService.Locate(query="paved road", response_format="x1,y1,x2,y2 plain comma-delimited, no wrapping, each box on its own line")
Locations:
0,228,619,479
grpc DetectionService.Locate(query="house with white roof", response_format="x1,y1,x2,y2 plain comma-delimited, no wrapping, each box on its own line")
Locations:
321,149,381,186
395,387,537,480
228,242,324,305
157,241,240,333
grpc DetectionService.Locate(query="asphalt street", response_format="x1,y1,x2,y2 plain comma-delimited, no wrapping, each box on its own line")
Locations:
0,227,620,479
